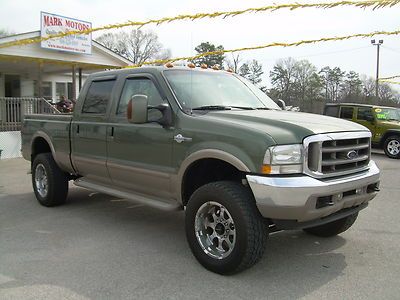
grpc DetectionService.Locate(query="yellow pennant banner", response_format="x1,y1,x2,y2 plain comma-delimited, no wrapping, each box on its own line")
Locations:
0,0,399,49
126,29,400,68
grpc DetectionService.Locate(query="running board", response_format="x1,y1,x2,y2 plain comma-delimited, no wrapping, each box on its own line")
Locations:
74,179,182,211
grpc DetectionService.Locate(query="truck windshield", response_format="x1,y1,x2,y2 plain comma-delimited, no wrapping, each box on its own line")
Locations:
375,108,400,121
163,70,280,111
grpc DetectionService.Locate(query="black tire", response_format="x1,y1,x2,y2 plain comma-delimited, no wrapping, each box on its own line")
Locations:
303,213,358,237
185,181,267,274
32,153,68,207
383,135,400,159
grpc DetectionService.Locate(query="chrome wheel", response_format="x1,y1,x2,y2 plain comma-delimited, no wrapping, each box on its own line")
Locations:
387,139,400,156
35,164,48,198
195,201,236,259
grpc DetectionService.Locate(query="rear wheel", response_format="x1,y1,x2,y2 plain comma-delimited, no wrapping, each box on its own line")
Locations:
32,153,68,207
384,135,400,159
303,213,358,237
185,181,267,274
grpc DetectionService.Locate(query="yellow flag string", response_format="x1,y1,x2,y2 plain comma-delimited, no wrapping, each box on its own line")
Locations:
379,75,400,80
0,0,399,49
379,79,400,84
125,29,400,68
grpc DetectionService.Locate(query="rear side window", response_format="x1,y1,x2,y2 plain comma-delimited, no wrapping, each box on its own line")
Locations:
82,80,115,114
340,107,354,119
325,106,339,117
357,108,373,120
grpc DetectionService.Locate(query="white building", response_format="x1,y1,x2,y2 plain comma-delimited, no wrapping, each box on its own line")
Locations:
0,30,131,159
0,30,131,102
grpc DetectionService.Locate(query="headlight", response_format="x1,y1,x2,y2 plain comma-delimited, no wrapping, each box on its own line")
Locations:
262,144,303,174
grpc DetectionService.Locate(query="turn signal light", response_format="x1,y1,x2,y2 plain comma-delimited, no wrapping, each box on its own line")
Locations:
261,164,272,174
226,68,234,73
187,63,196,68
212,64,220,70
200,63,208,69
165,62,174,68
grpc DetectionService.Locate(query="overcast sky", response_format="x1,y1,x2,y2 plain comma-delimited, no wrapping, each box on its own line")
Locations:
1,0,399,89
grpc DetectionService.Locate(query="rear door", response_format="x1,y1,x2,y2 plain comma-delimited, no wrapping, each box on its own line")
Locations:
71,76,116,184
356,107,376,134
339,106,355,121
106,74,175,199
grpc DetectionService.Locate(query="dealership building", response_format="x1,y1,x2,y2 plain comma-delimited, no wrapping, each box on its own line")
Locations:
0,13,131,159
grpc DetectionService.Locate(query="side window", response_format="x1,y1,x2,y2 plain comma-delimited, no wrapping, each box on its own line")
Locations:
117,78,164,121
357,108,373,121
339,107,354,119
82,80,115,114
325,106,339,117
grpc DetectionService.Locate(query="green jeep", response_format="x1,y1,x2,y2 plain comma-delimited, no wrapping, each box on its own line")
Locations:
324,103,400,158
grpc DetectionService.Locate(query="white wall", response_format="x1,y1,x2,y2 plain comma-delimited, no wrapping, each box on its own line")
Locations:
0,131,22,159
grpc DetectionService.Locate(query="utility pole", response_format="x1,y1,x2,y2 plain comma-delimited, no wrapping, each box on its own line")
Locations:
371,39,383,100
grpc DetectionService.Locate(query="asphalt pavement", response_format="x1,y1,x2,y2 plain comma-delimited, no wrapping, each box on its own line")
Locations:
0,152,399,299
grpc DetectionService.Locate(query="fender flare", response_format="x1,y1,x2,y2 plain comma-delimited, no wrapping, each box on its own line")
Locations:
175,149,251,204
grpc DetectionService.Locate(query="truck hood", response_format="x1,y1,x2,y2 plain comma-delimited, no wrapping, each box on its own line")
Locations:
204,109,368,144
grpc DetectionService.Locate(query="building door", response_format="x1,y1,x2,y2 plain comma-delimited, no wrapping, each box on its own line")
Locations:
4,75,21,97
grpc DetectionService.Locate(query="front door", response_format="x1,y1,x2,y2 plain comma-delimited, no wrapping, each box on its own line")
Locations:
107,75,174,199
356,107,376,139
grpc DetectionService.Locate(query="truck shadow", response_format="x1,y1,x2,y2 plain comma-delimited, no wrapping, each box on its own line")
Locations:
1,187,349,299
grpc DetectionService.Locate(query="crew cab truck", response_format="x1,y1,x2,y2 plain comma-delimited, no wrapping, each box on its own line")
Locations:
22,66,380,274
325,103,400,159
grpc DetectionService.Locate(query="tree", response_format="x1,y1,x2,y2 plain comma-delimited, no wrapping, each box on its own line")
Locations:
193,42,225,67
319,66,345,102
270,57,298,105
96,29,171,64
341,71,362,101
226,53,242,73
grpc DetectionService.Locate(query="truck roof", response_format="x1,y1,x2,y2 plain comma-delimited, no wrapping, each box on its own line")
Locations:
88,65,232,79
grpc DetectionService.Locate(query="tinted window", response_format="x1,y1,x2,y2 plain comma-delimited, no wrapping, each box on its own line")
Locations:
82,80,115,114
340,107,354,119
325,106,339,117
118,78,164,121
357,108,373,120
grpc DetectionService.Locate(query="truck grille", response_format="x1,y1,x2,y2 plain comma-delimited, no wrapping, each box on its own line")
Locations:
304,132,371,178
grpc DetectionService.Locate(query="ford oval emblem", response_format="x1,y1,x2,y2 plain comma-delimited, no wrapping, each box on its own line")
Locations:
347,150,358,159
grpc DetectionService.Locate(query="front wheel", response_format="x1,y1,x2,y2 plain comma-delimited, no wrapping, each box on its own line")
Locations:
303,213,358,237
185,181,267,274
383,135,400,159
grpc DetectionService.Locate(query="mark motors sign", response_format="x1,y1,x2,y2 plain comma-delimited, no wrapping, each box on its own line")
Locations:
41,12,92,54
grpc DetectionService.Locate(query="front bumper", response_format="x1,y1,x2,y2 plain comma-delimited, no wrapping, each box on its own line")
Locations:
246,161,380,223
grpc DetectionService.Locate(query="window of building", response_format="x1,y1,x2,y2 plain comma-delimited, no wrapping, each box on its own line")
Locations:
339,107,354,119
56,82,67,100
117,78,164,121
33,81,52,101
82,80,115,114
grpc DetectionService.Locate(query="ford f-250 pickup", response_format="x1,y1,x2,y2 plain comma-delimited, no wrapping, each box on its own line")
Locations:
22,66,380,274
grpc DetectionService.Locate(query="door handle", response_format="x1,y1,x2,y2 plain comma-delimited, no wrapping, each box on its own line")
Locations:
174,134,192,143
76,124,79,134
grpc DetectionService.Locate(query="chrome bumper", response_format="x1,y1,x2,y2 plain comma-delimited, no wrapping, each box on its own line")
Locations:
246,161,380,222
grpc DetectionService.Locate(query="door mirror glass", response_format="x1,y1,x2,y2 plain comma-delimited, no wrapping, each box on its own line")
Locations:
127,94,148,124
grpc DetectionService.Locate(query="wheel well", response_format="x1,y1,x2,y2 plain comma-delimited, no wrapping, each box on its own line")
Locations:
181,158,245,206
32,137,51,160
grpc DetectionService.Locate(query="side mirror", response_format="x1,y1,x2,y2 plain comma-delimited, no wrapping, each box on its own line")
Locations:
127,94,148,124
149,103,173,127
366,115,374,123
277,99,286,110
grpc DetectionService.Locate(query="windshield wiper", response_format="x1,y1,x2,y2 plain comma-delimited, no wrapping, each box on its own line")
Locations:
192,105,232,111
255,107,273,110
230,106,256,110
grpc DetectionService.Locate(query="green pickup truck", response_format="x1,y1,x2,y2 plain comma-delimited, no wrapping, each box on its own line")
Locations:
324,103,400,159
22,66,380,274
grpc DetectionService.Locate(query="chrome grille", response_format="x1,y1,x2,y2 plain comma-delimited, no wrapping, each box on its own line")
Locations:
304,132,371,178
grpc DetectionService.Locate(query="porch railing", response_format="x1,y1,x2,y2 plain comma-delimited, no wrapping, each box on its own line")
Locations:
0,97,60,132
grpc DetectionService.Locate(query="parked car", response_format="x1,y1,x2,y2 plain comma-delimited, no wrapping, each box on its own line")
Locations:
22,67,380,274
324,103,400,159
